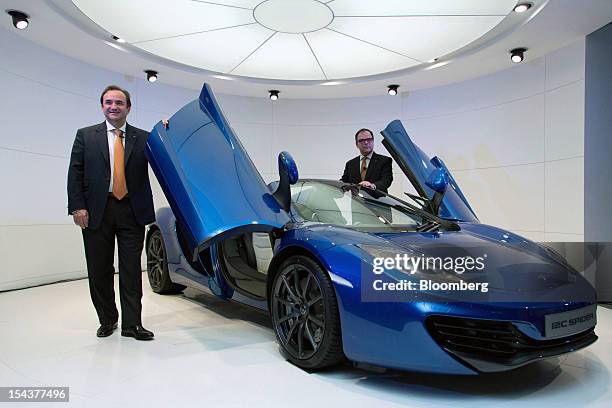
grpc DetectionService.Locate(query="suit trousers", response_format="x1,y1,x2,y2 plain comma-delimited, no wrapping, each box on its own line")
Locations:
82,196,145,328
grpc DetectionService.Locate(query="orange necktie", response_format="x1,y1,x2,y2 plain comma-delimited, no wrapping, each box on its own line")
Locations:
360,156,368,181
112,129,128,200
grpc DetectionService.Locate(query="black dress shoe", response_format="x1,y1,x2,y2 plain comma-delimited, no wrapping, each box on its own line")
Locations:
121,325,154,341
96,322,118,337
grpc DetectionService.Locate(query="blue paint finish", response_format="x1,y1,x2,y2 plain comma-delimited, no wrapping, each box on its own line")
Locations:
209,243,233,299
307,242,470,374
315,237,594,372
425,167,449,193
145,83,597,374
278,151,299,184
151,187,596,374
381,120,477,222
146,84,290,260
151,207,182,265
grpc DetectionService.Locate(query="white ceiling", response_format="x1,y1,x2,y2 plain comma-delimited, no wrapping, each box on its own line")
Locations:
70,0,517,81
1,0,611,98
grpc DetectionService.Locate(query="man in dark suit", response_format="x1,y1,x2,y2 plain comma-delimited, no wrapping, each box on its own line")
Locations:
341,128,393,193
67,85,155,340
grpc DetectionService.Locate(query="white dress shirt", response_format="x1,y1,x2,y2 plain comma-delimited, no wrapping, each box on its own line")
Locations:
106,121,126,193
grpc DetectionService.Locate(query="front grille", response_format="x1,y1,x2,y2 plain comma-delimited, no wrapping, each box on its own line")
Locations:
426,315,597,372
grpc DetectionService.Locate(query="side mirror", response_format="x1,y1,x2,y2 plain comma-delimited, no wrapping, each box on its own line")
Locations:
425,167,448,216
272,151,299,212
425,167,448,193
279,151,299,185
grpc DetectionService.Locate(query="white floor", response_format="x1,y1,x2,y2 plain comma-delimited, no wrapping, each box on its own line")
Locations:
0,275,611,408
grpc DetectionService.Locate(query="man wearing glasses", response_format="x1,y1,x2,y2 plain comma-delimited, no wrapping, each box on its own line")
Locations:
341,128,393,193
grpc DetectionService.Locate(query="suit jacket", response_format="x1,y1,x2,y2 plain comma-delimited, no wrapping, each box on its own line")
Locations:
341,151,393,193
67,122,155,230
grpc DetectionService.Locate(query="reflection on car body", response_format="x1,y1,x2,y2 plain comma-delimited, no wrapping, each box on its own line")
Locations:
144,83,597,374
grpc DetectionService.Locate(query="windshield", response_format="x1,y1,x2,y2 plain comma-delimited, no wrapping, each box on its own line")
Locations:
290,181,430,232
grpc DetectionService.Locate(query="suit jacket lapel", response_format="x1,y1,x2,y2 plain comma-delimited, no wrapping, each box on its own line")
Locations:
124,124,136,166
353,156,361,180
95,122,110,169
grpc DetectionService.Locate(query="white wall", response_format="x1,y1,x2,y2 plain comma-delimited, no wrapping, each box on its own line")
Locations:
0,28,196,291
401,40,585,243
220,92,404,190
0,27,586,290
228,39,586,244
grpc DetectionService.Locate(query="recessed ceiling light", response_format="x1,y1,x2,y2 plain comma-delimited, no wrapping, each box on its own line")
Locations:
103,40,123,51
111,35,126,43
269,90,279,101
510,47,527,63
6,10,29,30
424,60,451,70
211,75,234,80
513,3,532,13
387,85,399,96
145,70,158,82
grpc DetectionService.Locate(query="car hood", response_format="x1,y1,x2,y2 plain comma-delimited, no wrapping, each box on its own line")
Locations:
304,223,595,303
377,225,594,301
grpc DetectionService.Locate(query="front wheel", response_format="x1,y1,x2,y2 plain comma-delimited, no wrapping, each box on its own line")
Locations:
146,229,185,294
271,255,343,370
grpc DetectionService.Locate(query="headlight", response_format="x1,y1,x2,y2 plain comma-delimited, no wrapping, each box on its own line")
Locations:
538,242,570,267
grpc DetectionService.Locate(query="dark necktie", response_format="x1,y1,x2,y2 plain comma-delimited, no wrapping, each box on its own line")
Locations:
360,156,368,181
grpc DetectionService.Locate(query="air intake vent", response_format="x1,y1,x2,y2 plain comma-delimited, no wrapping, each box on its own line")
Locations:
426,315,597,372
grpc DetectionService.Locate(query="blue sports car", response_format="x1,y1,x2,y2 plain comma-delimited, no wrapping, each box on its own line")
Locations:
144,84,597,374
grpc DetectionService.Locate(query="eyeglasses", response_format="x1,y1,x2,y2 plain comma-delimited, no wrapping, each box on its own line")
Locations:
357,137,374,144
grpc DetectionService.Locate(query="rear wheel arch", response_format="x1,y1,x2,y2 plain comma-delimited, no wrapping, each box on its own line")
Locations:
146,224,160,246
146,227,186,294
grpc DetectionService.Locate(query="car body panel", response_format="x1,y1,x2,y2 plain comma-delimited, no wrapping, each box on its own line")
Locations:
264,224,594,373
146,84,290,261
381,120,477,222
146,84,597,374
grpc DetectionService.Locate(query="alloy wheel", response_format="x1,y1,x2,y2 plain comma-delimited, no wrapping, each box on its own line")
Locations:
147,231,165,290
272,263,325,360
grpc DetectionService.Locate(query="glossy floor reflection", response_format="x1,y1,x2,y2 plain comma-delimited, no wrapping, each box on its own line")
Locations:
0,276,610,407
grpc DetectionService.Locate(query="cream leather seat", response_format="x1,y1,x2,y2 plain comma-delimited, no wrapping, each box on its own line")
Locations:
252,232,273,274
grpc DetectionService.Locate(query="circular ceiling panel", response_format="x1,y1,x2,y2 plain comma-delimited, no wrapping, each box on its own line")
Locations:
71,0,519,81
254,0,333,33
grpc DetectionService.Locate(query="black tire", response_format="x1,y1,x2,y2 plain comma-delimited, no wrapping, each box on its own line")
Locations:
146,229,185,294
271,255,343,370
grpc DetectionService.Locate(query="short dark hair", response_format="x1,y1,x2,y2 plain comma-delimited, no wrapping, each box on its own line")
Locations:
100,85,131,108
354,128,373,142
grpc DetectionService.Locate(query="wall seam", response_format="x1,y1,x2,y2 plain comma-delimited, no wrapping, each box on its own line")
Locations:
0,146,68,159
450,155,584,172
402,79,584,122
544,51,548,239
0,224,74,227
0,66,96,101
0,66,188,117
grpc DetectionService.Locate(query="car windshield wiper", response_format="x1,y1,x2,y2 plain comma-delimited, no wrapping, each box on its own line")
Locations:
417,221,441,233
357,187,433,219
345,184,459,231
383,194,460,232
403,192,429,209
